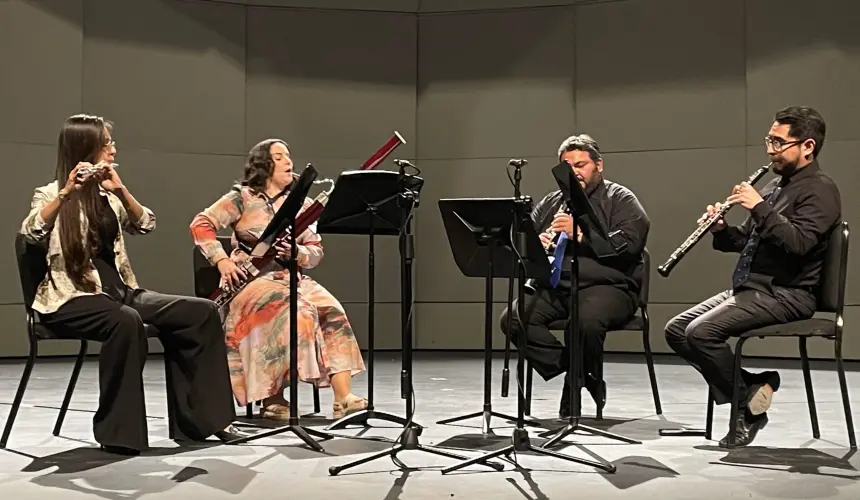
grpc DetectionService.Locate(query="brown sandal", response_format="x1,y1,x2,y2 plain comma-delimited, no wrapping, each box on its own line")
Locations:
332,394,368,419
260,403,290,421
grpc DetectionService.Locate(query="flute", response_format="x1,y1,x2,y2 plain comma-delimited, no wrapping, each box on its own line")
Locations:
656,163,772,277
77,163,118,182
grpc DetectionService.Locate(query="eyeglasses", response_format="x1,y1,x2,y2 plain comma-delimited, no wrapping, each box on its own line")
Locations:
764,136,803,152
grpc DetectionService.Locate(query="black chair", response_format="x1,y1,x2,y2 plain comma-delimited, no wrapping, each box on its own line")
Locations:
2,233,162,448
523,248,662,420
717,221,855,449
192,235,320,418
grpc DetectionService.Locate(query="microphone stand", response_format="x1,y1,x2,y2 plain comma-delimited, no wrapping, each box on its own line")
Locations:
501,160,522,400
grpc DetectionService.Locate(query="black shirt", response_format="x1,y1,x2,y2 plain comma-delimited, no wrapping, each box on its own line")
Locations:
712,160,841,292
531,179,650,294
91,194,126,299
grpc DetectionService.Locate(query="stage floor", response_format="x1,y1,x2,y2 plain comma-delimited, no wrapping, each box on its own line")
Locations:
0,351,858,499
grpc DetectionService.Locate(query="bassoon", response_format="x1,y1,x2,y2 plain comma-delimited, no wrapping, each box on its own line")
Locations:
656,163,773,277
209,131,407,311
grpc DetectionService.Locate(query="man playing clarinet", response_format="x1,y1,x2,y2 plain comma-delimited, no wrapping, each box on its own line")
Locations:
500,134,650,418
665,106,842,447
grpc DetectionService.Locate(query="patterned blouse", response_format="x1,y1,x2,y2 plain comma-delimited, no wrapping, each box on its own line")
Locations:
20,181,157,315
189,185,323,273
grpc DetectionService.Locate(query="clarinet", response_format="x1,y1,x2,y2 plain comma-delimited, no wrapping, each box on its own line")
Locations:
209,131,407,311
524,204,569,293
656,163,772,277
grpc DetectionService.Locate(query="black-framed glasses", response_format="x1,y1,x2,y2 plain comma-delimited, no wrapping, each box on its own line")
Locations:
764,136,803,152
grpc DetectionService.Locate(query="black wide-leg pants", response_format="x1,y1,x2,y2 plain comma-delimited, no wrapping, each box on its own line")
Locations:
40,288,235,451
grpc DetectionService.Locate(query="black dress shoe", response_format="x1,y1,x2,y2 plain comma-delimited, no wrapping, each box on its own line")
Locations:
99,444,141,456
214,425,253,443
718,410,768,448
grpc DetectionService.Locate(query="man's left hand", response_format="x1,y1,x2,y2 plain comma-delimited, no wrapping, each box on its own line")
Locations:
726,182,764,210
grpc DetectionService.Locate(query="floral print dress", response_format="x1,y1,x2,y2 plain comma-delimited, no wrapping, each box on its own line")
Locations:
190,185,365,406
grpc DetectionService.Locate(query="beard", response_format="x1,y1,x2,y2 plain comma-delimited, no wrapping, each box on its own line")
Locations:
771,157,799,176
580,172,603,194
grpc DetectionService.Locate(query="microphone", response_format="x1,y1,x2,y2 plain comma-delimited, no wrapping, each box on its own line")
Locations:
393,158,415,169
509,158,528,168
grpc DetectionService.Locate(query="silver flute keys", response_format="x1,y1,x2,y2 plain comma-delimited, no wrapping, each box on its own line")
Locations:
77,163,118,181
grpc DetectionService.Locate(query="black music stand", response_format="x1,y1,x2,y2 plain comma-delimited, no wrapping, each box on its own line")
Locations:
436,197,545,434
328,165,504,475
317,170,413,432
226,165,334,451
536,162,640,456
441,196,607,474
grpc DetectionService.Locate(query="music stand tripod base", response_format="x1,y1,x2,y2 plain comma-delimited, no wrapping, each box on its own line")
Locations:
327,409,414,431
328,424,505,475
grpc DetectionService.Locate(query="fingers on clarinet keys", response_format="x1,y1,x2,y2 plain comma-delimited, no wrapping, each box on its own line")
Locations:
539,232,553,249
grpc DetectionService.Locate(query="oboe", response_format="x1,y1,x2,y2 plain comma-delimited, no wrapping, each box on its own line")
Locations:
656,163,772,277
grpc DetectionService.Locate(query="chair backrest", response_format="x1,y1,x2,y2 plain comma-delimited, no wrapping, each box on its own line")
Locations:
15,233,49,314
817,221,849,313
639,247,650,307
193,235,233,298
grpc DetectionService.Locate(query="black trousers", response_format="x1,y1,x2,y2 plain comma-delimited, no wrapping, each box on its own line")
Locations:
40,288,236,451
500,284,636,382
664,286,816,406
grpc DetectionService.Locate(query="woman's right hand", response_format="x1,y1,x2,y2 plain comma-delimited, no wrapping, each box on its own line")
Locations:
217,258,247,290
61,163,87,196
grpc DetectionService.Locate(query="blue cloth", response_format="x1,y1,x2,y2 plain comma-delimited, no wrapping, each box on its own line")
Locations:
549,230,569,287
730,185,782,290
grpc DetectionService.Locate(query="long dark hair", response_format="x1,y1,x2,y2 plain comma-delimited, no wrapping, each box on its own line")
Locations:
241,138,288,193
55,114,111,292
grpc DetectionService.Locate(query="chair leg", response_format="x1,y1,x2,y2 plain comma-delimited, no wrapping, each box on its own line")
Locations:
524,361,534,416
53,340,88,436
835,339,857,449
799,337,820,439
246,403,253,418
595,350,604,421
705,391,714,441
1,337,39,448
641,316,662,415
727,338,748,448
312,385,321,414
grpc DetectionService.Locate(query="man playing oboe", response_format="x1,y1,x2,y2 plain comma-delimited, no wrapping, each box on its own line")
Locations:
500,134,650,418
665,106,842,447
